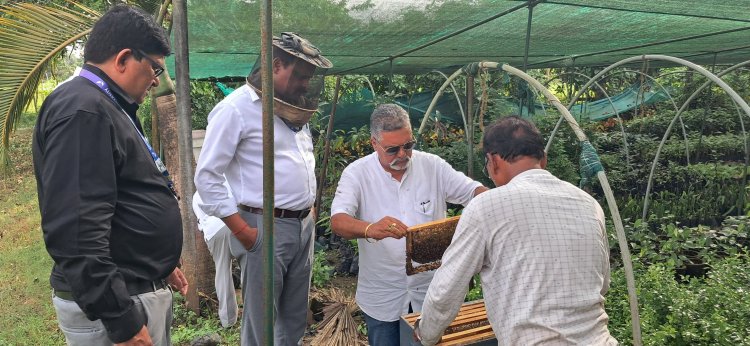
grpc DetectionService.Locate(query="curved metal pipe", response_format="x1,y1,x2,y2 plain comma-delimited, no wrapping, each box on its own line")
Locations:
542,72,630,166
342,75,376,97
617,68,689,164
418,68,464,135
643,59,750,218
539,55,750,223
428,70,467,139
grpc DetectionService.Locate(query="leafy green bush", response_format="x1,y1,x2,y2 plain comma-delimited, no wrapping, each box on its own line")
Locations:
608,162,748,227
609,216,750,269
626,134,747,165
312,250,333,288
624,108,742,139
606,253,750,345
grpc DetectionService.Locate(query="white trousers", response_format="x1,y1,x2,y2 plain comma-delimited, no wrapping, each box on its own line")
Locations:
205,226,239,328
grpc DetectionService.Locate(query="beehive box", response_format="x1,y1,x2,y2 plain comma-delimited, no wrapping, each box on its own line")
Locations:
399,300,496,345
405,216,460,275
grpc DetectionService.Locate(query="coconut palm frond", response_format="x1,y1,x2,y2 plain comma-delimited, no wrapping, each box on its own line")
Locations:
0,1,100,166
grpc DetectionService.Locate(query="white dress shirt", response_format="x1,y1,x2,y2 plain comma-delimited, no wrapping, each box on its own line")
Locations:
194,85,316,218
331,151,482,322
419,169,617,345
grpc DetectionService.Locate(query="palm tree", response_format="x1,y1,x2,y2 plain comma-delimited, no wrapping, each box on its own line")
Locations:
0,0,212,312
0,1,99,166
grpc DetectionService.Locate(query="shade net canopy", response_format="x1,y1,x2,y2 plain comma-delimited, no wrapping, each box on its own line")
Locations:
169,0,750,79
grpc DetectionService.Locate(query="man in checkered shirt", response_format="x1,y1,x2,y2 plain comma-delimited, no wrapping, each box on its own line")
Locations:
415,116,618,345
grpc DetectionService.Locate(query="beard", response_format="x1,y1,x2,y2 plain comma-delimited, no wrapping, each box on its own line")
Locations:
388,156,411,170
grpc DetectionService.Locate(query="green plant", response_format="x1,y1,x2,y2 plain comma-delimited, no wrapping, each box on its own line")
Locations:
606,253,750,345
170,294,240,345
465,275,483,302
312,250,333,288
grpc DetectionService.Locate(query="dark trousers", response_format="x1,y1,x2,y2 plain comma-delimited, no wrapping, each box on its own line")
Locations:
363,311,401,346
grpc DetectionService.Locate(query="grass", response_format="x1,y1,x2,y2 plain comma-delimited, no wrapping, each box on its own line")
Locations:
0,125,65,345
0,114,242,345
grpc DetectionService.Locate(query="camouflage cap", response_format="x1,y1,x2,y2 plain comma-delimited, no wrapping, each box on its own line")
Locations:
273,32,332,69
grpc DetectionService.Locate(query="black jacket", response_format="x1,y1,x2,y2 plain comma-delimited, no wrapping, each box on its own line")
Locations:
32,64,182,343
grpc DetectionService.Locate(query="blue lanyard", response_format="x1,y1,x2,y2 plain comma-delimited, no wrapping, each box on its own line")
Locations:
78,69,178,199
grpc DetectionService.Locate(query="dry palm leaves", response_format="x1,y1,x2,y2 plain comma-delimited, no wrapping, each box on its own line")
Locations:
309,288,366,346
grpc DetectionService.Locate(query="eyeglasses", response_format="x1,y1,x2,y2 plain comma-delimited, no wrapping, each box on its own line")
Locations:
377,139,416,156
135,49,165,78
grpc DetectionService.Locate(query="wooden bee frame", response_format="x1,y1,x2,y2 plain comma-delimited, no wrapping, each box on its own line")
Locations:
405,215,460,276
399,300,495,345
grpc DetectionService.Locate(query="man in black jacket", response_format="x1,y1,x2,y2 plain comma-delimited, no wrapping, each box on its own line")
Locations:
32,5,187,345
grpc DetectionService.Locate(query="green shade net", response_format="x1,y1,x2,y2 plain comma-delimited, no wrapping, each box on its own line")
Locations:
217,80,671,130
168,0,750,79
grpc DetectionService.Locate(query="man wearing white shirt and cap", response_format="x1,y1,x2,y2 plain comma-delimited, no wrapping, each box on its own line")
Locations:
194,32,331,346
330,104,488,346
192,189,238,328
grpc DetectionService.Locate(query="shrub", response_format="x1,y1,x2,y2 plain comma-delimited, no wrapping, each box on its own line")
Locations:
606,253,750,345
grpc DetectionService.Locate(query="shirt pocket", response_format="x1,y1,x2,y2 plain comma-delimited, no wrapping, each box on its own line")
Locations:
413,198,435,223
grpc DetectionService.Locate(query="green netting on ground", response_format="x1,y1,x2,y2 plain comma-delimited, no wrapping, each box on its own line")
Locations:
170,0,750,79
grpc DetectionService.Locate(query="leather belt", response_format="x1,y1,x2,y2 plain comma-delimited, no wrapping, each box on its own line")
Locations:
238,204,311,219
54,279,168,301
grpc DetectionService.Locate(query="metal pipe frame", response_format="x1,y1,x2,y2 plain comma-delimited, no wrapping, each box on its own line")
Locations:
642,59,750,219
260,0,275,344
542,71,631,166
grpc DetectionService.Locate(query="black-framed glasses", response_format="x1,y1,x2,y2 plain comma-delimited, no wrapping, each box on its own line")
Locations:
135,49,165,78
377,139,416,156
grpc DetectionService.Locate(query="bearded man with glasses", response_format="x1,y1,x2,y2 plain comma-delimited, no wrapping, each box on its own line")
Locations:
330,103,488,346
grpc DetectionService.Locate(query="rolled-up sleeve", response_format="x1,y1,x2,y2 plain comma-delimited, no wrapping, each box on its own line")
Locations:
194,102,244,218
39,111,144,343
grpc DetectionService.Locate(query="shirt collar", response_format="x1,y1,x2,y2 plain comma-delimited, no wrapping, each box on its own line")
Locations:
81,64,139,116
246,84,261,102
511,168,550,181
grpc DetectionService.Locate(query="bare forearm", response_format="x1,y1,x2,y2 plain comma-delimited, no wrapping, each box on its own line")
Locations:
330,213,369,240
221,213,256,249
331,213,407,241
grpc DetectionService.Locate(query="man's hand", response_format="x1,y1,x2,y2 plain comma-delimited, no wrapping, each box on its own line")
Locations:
366,216,408,240
222,213,258,250
412,318,424,345
231,225,258,250
167,267,188,295
115,325,152,346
